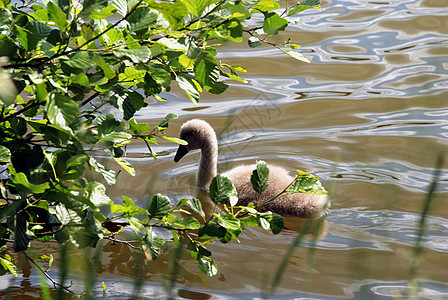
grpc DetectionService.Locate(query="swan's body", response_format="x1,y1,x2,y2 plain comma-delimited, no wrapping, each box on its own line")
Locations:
174,119,329,219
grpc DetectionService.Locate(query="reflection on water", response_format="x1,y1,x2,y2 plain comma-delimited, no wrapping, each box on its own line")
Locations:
4,0,448,298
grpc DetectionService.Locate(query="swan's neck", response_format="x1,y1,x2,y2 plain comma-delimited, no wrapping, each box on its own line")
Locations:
197,141,217,193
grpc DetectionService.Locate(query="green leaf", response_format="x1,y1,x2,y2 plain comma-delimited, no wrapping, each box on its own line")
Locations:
156,113,177,129
230,3,251,20
194,52,220,88
285,50,310,63
187,240,211,256
259,212,284,234
87,182,112,206
288,0,321,16
143,229,165,260
148,193,172,219
112,157,136,176
80,0,108,18
112,0,127,16
253,0,280,12
93,54,116,79
97,113,123,137
14,24,38,52
114,47,151,64
118,66,146,85
174,216,201,229
143,73,162,96
287,172,327,195
198,222,227,239
207,81,228,94
148,0,188,30
89,157,116,186
129,118,150,134
127,6,158,35
71,72,90,87
110,201,148,217
263,12,288,35
215,214,240,230
250,160,270,195
177,74,201,104
47,2,68,30
98,132,132,144
183,0,210,17
0,146,11,163
186,198,205,220
62,51,95,69
0,255,18,277
162,136,188,145
209,174,238,205
63,154,88,179
12,172,50,194
90,3,117,19
107,87,137,120
197,255,217,276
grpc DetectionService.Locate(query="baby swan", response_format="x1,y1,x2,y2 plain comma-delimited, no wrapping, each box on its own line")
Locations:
174,119,329,219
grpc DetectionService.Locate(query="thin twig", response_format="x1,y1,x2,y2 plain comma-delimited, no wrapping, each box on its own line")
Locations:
23,252,74,294
0,101,44,123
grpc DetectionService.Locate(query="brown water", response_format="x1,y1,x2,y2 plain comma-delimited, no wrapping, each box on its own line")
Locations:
3,0,448,299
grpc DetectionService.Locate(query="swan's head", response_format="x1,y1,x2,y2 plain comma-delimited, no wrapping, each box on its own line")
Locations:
174,119,217,162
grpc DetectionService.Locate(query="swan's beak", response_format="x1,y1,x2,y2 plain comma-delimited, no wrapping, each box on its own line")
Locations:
174,145,189,162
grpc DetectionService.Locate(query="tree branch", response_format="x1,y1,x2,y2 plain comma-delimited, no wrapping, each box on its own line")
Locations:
23,252,74,294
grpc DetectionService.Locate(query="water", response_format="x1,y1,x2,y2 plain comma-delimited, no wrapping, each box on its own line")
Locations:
3,0,448,299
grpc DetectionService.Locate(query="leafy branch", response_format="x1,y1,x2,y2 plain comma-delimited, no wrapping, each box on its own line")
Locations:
0,0,325,288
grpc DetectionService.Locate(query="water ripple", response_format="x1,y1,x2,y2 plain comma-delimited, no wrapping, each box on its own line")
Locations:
320,209,448,252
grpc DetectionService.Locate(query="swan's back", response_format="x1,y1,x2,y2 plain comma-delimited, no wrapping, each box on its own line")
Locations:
223,165,329,218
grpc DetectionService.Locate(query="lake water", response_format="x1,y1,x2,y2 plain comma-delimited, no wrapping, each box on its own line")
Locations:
2,0,448,299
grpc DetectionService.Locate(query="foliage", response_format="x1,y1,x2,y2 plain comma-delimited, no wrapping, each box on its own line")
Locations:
0,0,323,290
